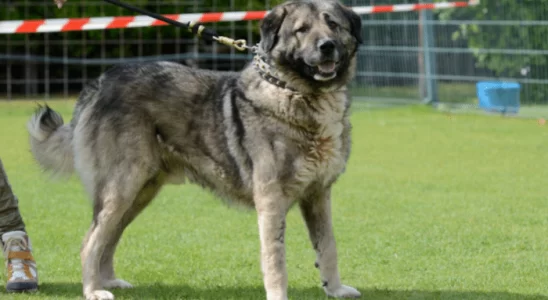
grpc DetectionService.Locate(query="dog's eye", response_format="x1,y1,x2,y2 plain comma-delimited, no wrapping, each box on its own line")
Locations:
327,20,339,30
295,26,310,34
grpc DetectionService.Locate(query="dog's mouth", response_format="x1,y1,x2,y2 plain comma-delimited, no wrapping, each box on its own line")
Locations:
312,61,339,81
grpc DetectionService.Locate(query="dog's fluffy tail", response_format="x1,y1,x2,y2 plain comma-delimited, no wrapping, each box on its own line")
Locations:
27,105,74,177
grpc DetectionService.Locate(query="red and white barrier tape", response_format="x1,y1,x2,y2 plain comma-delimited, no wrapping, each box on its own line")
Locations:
0,0,479,34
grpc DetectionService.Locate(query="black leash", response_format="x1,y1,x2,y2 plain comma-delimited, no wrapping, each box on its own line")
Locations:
102,0,250,51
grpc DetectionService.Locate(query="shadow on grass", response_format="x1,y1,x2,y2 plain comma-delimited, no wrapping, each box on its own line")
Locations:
33,282,548,300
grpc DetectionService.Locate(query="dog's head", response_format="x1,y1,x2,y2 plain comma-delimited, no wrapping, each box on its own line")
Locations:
259,0,363,90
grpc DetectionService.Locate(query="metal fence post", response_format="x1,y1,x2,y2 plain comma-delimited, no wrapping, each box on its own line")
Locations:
420,1,438,105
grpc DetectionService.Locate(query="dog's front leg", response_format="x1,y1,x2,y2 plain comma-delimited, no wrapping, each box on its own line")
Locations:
299,188,360,298
255,187,291,300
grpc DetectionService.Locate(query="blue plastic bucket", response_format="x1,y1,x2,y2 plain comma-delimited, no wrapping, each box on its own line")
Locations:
476,81,521,114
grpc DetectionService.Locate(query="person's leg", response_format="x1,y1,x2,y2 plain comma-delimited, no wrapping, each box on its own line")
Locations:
0,159,38,292
0,159,26,237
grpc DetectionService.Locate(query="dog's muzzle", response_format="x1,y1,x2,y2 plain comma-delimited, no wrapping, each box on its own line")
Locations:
311,39,340,81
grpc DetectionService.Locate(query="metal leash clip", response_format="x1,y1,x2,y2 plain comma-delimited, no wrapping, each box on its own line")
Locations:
214,36,248,52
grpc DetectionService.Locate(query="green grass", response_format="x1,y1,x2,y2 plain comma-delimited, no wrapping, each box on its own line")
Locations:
1,100,548,299
351,82,478,104
349,82,548,119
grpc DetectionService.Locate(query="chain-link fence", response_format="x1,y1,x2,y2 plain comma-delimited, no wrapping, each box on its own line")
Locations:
1,0,278,99
2,0,547,117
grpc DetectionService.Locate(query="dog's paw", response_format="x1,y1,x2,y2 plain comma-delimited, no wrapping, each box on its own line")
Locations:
102,279,133,289
266,290,288,300
85,290,115,300
266,294,288,300
324,285,361,298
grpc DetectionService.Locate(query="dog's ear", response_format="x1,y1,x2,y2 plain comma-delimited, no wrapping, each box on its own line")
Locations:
339,4,363,44
260,5,288,51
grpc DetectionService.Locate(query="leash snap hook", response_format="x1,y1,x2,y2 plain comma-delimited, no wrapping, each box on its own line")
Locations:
232,39,249,51
214,36,248,52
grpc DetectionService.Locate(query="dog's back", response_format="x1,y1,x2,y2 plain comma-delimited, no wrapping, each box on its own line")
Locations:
28,61,254,203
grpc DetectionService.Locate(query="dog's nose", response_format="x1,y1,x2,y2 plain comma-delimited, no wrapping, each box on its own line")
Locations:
318,39,336,55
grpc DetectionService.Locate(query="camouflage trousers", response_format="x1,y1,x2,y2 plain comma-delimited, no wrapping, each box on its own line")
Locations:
0,159,26,237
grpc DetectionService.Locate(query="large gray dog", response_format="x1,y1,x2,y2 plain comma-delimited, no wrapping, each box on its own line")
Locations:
27,0,363,299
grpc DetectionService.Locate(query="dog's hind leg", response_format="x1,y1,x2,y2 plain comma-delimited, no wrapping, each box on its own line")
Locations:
81,165,158,300
99,176,164,289
299,188,361,299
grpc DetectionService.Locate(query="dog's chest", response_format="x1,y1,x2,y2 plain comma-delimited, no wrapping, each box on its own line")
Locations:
289,94,349,188
293,121,346,187
249,82,350,190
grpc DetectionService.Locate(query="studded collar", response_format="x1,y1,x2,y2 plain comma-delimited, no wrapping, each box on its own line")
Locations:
252,54,298,92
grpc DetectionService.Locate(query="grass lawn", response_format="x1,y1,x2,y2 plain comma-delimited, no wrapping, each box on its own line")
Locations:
351,83,548,119
351,82,478,104
0,100,547,299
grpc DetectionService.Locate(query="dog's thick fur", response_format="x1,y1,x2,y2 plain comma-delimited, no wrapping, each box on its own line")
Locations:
27,1,363,299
